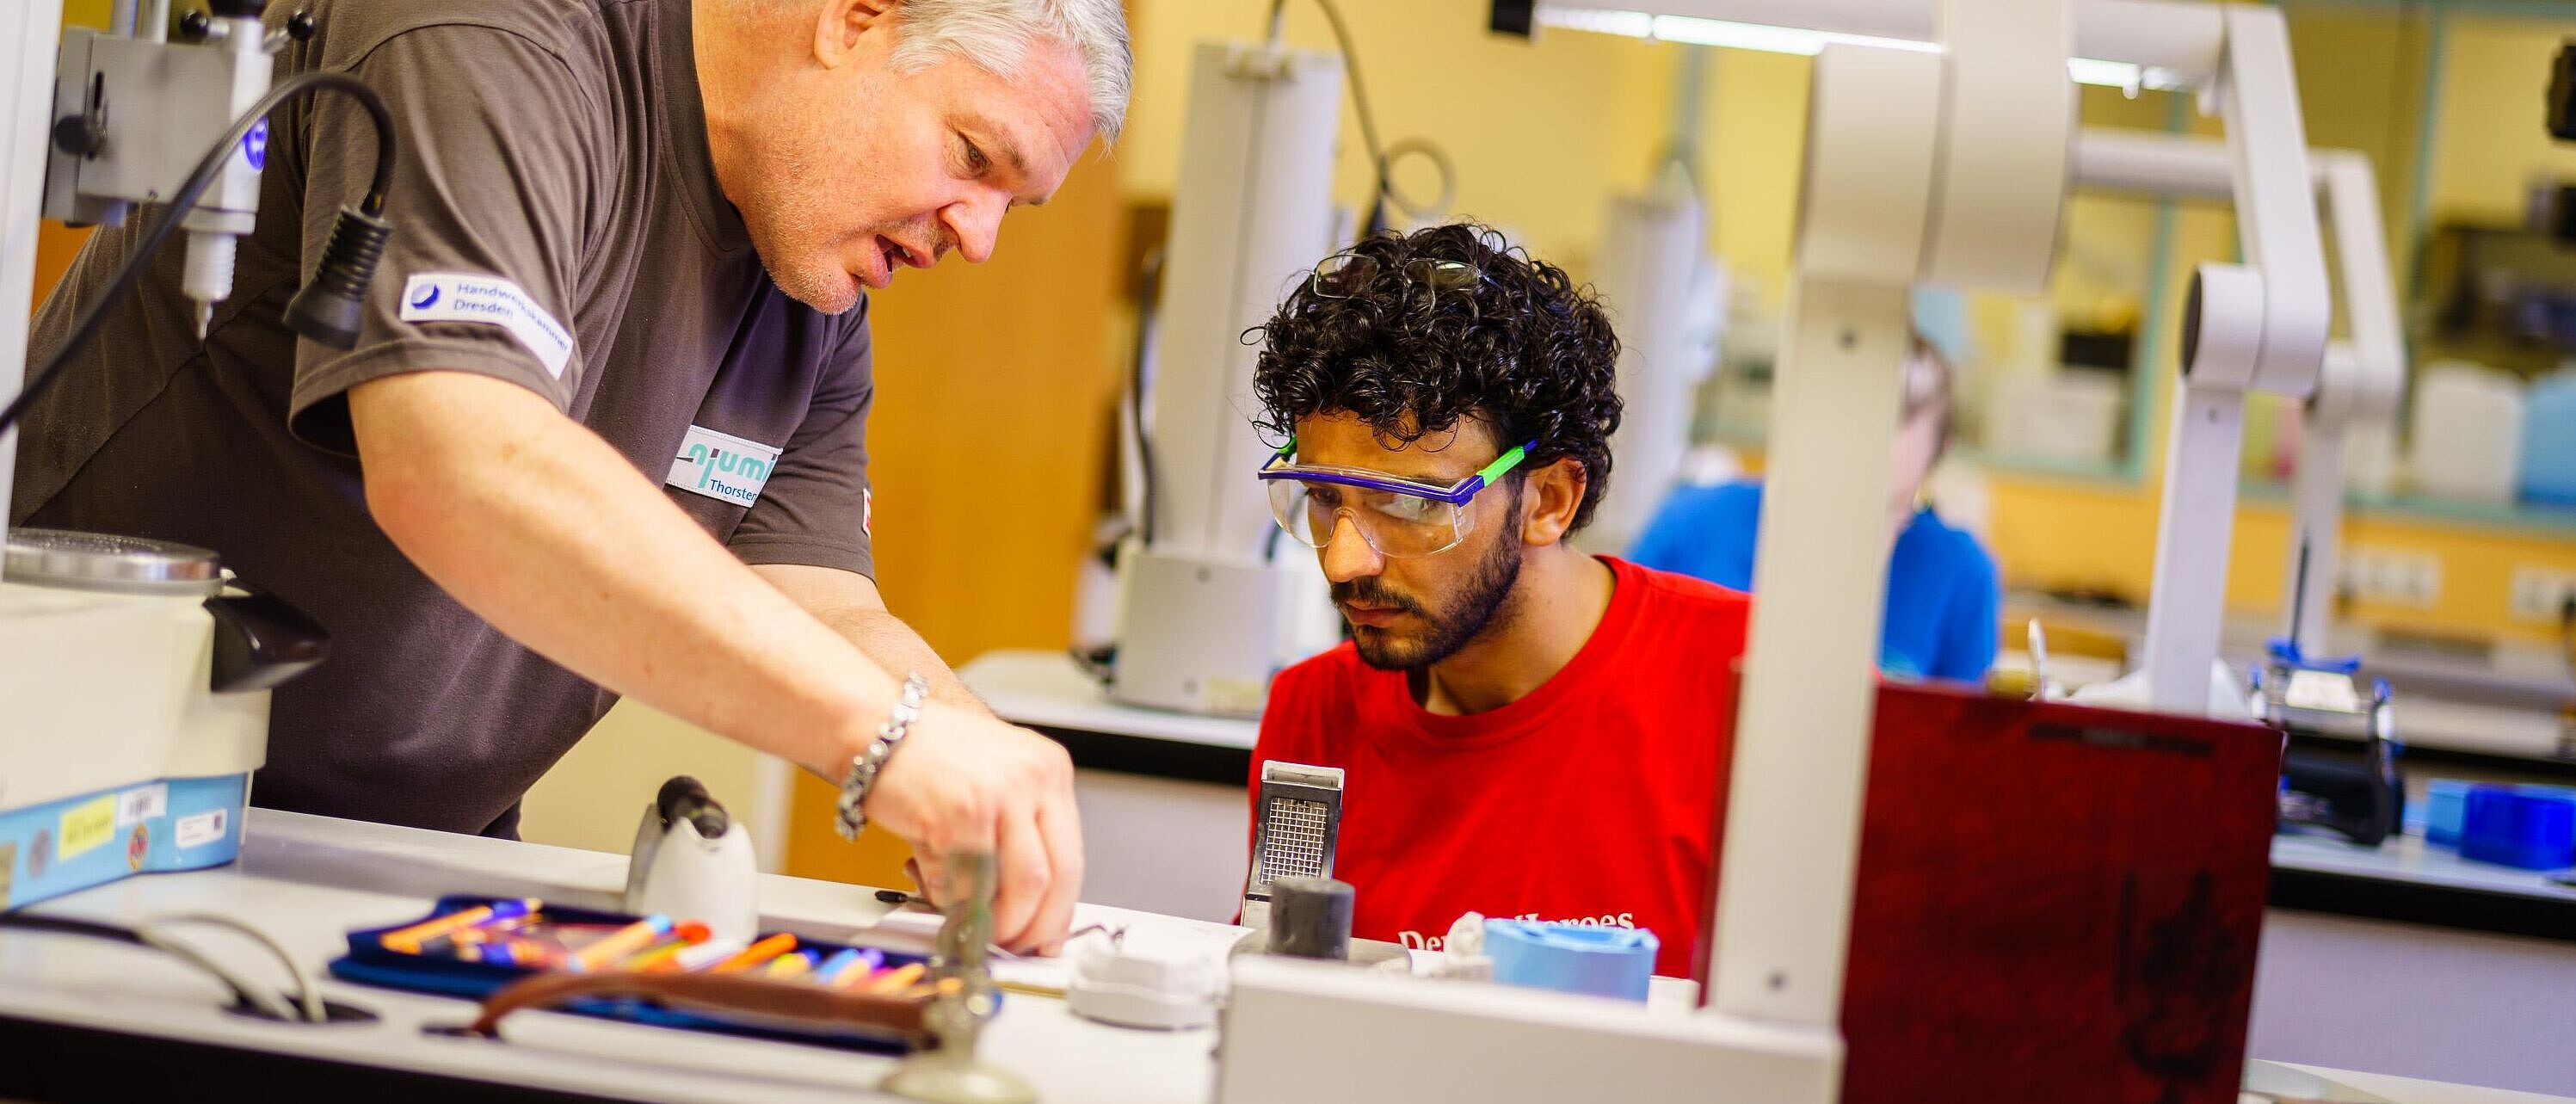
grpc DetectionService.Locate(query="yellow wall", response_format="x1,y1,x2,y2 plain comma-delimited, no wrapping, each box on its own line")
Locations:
1983,469,2576,644
2427,12,2576,226
1119,1,1677,277
1698,49,1809,311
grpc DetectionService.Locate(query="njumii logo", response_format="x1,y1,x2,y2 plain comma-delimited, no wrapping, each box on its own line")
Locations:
667,425,782,507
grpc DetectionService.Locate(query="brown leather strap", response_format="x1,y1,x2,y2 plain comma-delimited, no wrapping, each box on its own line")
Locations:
468,969,931,1045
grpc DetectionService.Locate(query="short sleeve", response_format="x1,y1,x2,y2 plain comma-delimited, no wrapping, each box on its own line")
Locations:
286,26,606,453
1627,487,1697,573
726,304,876,577
1629,482,1762,589
1933,528,2003,683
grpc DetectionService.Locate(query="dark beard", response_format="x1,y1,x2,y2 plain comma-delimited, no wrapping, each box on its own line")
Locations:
1337,529,1525,672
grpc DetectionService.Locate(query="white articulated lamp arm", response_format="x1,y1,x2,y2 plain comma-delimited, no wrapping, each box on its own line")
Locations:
1708,0,2079,1047
2072,130,2405,655
2139,3,2330,714
1532,0,2224,76
1708,37,1946,1042
2291,152,2404,649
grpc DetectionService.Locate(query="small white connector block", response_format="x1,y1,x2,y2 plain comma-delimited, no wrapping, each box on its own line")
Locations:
2508,566,2576,624
1065,929,1220,1031
2339,546,2440,609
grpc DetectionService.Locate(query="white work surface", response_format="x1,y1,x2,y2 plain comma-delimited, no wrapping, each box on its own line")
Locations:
961,650,1257,751
2271,830,2576,901
0,809,1236,1104
0,809,2562,1102
970,647,2576,1092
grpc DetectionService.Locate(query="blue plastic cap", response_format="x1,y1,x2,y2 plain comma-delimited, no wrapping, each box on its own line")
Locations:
2266,636,2363,675
1484,920,1660,1002
2425,780,2474,848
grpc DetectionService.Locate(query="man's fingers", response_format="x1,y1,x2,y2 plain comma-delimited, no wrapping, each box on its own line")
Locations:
989,802,1054,951
1024,779,1084,954
910,851,953,908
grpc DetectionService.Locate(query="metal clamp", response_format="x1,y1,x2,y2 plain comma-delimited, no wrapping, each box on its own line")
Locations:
883,852,1035,1104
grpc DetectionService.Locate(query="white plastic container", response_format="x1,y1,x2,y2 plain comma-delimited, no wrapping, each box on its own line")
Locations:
1987,370,2125,465
2407,361,2525,504
2345,421,2400,498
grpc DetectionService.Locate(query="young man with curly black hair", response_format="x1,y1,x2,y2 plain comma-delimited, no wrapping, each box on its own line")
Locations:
1244,223,1750,977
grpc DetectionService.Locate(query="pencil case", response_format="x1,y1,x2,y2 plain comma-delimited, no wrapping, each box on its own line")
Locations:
330,894,973,1052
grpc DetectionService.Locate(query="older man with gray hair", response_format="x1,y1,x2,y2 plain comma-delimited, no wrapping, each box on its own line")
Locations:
15,0,1128,950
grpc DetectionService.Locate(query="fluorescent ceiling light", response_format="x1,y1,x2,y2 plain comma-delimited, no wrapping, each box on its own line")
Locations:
1537,6,2179,92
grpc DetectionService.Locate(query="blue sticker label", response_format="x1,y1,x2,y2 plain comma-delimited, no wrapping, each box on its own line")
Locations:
242,119,268,171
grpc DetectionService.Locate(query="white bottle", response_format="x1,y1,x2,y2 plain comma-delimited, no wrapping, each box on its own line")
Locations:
2407,361,2525,503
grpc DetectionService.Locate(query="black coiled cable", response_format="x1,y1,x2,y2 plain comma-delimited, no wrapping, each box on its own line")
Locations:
0,71,397,436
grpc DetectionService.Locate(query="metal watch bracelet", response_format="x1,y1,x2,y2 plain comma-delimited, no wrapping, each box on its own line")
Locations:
835,671,932,841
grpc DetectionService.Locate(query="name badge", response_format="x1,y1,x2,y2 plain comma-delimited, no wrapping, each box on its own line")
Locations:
668,424,783,508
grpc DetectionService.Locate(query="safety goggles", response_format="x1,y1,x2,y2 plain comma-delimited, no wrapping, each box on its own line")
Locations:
1256,439,1537,558
1309,254,1488,315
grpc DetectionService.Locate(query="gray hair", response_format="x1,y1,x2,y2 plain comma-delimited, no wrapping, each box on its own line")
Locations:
889,0,1132,147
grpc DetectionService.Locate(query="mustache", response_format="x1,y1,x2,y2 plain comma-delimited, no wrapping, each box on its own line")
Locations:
878,219,957,264
1331,577,1427,619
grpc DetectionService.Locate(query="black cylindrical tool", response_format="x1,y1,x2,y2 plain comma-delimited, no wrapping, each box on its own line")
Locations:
1265,877,1354,960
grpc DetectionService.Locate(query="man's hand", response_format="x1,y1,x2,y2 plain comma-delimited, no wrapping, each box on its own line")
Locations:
349,372,1084,948
859,702,1082,953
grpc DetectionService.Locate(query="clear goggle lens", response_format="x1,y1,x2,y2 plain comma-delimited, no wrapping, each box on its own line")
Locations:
1265,478,1472,559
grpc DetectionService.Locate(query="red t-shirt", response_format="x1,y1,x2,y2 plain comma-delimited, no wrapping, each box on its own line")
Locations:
1250,557,1748,978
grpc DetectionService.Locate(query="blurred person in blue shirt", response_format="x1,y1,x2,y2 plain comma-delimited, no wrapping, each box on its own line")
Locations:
1630,334,2000,682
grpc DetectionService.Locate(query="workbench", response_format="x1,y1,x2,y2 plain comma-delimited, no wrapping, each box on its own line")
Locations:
0,807,2561,1103
964,649,2576,1095
0,809,1235,1104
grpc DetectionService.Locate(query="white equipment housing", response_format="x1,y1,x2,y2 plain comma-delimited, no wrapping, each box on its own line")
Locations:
1,577,268,811
2,0,56,539
1215,3,2329,1100
1111,42,1343,717
2,2,293,906
1584,192,1716,553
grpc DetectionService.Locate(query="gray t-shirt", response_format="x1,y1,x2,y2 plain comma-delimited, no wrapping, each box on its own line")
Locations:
14,0,877,836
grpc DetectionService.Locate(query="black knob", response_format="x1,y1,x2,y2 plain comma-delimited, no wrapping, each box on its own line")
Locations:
51,114,104,157
177,9,210,40
206,0,271,16
1265,877,1355,961
286,9,316,40
204,589,330,694
284,205,393,350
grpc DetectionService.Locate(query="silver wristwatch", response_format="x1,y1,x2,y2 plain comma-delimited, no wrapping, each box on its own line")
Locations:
835,671,932,841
